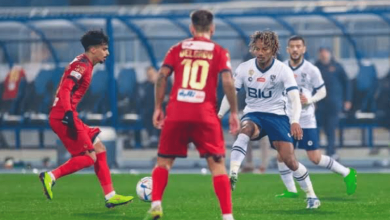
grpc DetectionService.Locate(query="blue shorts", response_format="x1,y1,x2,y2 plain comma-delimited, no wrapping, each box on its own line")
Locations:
293,128,319,151
241,112,293,144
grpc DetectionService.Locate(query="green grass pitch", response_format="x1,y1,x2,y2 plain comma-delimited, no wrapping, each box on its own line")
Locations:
1,173,389,220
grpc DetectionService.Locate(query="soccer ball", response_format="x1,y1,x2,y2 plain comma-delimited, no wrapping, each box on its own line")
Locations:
136,177,152,202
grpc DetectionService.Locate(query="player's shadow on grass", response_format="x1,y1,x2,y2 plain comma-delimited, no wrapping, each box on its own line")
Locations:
268,209,337,215
319,196,356,202
72,211,141,220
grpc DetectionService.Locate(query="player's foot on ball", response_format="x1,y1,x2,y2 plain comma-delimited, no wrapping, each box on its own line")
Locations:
39,172,55,200
105,194,134,208
275,190,299,198
306,197,321,209
144,204,163,220
229,172,238,191
344,168,357,195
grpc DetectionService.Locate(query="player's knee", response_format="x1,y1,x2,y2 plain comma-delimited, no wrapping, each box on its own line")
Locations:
240,122,255,137
309,155,321,165
283,158,298,170
87,152,97,163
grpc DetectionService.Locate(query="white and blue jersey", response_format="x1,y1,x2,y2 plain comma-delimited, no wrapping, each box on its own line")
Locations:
284,59,325,128
235,58,298,143
234,58,298,116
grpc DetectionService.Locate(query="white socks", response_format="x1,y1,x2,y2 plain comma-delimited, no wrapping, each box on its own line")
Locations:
277,161,297,193
318,155,350,177
105,191,116,200
292,163,317,198
151,201,162,208
222,214,234,220
230,134,250,175
48,171,56,181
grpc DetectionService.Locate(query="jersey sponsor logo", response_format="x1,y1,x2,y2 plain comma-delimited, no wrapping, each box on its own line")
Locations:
247,87,272,98
177,88,205,103
70,71,82,80
182,41,215,51
257,77,266,82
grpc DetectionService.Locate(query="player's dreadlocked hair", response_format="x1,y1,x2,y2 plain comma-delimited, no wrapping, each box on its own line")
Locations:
190,9,213,33
249,30,279,56
80,29,108,51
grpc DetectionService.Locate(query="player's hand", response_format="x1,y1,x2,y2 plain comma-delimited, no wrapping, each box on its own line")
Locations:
290,122,303,140
229,112,240,136
217,114,223,119
153,108,165,129
300,93,309,105
62,111,75,128
344,101,352,111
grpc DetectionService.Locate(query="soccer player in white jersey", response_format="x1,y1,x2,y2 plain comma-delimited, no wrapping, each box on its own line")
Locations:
275,36,357,198
218,31,320,209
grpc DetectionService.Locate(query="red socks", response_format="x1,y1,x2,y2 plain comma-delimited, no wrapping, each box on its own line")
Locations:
94,152,114,195
213,174,233,215
151,166,169,202
52,154,94,179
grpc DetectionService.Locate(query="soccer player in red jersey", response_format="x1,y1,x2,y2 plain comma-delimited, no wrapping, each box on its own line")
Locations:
144,10,240,220
39,30,134,208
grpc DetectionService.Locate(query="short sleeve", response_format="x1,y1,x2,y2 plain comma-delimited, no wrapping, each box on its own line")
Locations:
68,63,87,82
311,66,325,90
284,66,298,93
162,46,176,72
217,48,232,74
233,64,243,91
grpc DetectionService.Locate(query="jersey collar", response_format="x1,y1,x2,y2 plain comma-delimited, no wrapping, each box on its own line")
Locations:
255,58,275,73
289,59,305,71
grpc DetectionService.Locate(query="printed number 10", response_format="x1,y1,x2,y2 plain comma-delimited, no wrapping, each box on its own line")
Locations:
181,59,209,90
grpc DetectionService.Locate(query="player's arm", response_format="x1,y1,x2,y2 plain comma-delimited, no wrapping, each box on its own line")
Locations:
285,67,303,140
153,66,171,129
218,64,242,118
301,67,327,105
58,66,84,128
221,70,240,135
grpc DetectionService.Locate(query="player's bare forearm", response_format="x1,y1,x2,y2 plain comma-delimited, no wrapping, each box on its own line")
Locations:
155,66,171,110
221,71,238,114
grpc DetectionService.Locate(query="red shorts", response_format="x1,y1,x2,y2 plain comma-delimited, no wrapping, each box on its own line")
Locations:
158,119,225,158
49,117,101,156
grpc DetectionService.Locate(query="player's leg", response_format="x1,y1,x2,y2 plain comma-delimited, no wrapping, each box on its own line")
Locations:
40,119,96,200
275,141,320,208
92,139,134,208
258,137,270,173
207,156,234,220
145,157,175,220
146,121,187,220
275,153,298,198
230,120,259,190
306,149,357,195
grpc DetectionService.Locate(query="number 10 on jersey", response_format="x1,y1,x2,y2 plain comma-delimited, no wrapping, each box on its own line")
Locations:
181,59,209,90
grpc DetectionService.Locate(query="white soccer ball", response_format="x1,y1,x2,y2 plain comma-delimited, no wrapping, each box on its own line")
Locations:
136,177,153,202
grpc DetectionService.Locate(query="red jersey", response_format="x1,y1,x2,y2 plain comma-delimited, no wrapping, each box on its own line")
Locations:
50,54,93,119
162,36,231,122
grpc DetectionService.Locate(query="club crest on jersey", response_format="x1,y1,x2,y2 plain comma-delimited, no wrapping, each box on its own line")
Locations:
270,74,276,85
177,88,205,103
301,73,307,83
248,69,255,76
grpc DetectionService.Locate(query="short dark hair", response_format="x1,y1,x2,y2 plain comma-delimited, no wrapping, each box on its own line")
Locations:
288,35,305,45
80,29,108,51
190,10,213,32
249,30,280,56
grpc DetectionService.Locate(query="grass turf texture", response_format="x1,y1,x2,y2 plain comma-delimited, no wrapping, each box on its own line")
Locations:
0,173,389,220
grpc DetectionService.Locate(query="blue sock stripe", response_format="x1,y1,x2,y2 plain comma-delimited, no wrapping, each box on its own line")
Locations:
279,170,292,175
232,146,247,153
327,159,334,169
294,171,309,181
231,148,246,156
